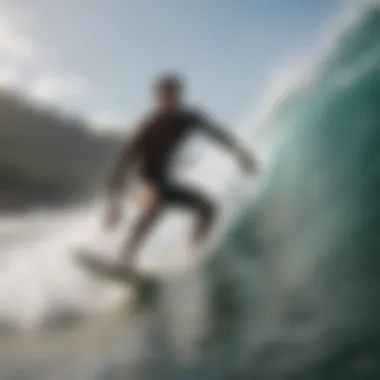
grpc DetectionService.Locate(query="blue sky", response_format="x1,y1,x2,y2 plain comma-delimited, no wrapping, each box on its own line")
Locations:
0,0,346,129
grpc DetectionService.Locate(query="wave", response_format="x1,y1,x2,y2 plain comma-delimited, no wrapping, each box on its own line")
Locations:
191,2,380,378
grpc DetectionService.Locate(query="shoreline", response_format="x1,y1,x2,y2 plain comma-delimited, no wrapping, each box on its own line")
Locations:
0,192,94,215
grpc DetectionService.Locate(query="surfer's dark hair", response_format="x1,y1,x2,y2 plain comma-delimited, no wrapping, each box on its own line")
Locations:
154,72,184,92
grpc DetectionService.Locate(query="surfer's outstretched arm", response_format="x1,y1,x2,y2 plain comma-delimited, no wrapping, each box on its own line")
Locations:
106,116,149,196
103,123,145,230
106,139,133,197
102,139,133,230
196,111,258,174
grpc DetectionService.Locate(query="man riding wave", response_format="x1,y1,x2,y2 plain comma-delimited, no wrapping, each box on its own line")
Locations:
103,73,257,266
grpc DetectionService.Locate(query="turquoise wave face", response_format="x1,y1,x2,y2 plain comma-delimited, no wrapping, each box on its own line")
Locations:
202,3,380,379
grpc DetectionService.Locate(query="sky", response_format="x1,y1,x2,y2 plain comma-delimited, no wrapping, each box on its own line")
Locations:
0,0,347,130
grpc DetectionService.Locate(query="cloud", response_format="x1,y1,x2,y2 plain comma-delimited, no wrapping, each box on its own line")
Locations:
0,4,89,107
30,75,86,103
0,4,36,92
0,65,19,87
89,111,129,130
0,13,35,61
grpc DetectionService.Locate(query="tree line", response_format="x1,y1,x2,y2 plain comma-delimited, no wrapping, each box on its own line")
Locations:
0,89,122,211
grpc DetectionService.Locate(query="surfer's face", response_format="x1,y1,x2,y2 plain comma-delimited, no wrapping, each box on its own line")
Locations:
155,86,182,109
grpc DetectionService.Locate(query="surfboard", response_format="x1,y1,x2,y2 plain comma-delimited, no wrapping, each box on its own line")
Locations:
76,250,138,282
74,249,160,307
74,249,155,284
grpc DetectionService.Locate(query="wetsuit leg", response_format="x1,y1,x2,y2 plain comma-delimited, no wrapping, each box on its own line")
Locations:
120,186,164,265
160,181,217,246
120,177,216,265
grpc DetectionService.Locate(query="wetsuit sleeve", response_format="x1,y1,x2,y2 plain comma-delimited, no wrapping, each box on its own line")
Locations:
192,109,257,173
192,109,240,152
106,117,150,194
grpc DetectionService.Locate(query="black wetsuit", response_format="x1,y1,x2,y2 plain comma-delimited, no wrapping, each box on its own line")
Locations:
107,106,250,259
120,107,220,210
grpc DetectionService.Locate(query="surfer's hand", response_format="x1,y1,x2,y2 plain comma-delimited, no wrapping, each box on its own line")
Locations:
103,203,122,231
239,151,257,175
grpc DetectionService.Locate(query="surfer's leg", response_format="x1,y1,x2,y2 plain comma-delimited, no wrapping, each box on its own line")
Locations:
163,183,216,247
120,188,163,265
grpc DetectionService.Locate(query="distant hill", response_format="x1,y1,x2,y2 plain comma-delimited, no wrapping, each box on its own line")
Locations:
0,89,122,211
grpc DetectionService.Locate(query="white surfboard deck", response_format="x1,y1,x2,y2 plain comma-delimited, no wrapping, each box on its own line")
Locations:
74,249,159,285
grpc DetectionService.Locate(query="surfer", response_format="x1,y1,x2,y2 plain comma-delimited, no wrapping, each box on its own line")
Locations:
103,73,257,266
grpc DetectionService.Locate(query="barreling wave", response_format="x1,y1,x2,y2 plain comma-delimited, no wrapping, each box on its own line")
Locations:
181,2,380,378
